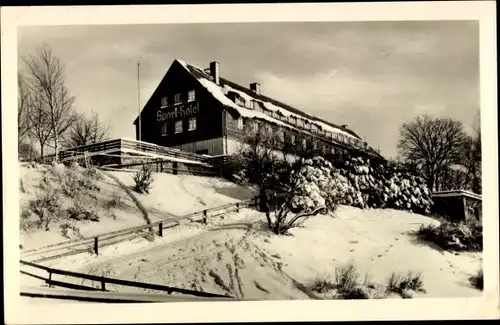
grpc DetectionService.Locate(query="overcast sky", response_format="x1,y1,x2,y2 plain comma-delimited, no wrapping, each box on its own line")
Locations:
18,21,479,158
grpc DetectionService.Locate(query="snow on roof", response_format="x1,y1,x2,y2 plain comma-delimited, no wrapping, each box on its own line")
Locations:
222,84,357,139
177,59,361,141
432,190,482,201
177,59,362,145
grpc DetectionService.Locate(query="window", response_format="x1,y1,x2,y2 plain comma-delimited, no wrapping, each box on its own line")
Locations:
161,123,168,136
161,96,168,107
174,93,182,103
302,138,307,149
291,134,296,144
188,117,197,131
323,144,328,154
297,119,304,128
175,120,183,133
236,97,245,106
313,141,317,150
253,101,262,112
237,117,244,130
252,121,258,133
188,90,196,102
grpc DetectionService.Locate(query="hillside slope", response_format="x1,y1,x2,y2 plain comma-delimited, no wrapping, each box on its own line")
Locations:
45,205,482,300
19,163,257,250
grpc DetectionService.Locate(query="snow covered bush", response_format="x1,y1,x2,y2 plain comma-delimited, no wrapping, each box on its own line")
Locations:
333,156,433,214
133,164,154,194
67,193,99,222
28,184,62,231
387,271,426,298
416,218,482,251
269,157,346,234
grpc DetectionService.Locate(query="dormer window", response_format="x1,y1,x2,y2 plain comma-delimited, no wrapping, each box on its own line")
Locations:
188,90,196,102
235,97,243,106
174,93,182,103
252,101,261,112
161,96,168,107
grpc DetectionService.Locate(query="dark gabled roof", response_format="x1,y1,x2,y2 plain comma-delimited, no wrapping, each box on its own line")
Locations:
181,61,362,140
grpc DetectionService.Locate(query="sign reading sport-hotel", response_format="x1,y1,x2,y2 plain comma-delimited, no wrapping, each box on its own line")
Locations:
156,102,200,122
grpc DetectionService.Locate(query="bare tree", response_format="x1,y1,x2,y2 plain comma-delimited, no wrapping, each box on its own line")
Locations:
23,46,76,161
397,114,468,191
66,112,110,148
26,91,52,158
18,72,31,149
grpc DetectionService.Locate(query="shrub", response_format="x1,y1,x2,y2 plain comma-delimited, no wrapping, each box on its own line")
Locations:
20,207,40,232
52,163,100,197
29,185,61,230
60,222,83,239
268,157,347,235
416,219,482,251
469,269,483,290
133,164,154,194
309,274,336,293
67,194,99,222
335,264,363,295
387,271,426,297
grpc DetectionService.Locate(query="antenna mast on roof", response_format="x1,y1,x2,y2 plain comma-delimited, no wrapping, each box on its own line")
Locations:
137,61,141,142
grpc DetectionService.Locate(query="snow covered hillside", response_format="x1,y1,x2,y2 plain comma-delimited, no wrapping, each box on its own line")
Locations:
44,205,482,300
19,163,257,250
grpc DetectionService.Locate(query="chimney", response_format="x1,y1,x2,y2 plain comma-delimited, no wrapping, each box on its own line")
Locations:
250,82,261,95
209,61,220,85
341,124,348,128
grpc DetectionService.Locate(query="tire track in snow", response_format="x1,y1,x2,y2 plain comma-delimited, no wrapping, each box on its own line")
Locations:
179,175,207,207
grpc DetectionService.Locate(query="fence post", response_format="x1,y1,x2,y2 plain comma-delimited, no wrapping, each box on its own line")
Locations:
203,210,207,224
254,197,258,208
101,280,106,291
47,270,53,287
236,203,240,213
159,222,163,237
94,237,99,255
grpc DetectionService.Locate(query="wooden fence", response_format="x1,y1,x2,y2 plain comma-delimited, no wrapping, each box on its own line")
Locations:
22,197,261,264
20,260,232,299
39,138,212,165
107,159,221,177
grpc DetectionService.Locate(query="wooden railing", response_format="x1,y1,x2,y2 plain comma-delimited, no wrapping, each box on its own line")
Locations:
40,138,212,165
20,260,232,299
22,197,261,264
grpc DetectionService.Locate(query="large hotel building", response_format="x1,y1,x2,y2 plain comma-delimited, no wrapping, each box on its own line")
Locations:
134,60,382,160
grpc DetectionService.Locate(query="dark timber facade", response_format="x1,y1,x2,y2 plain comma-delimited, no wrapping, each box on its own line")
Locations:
134,59,382,160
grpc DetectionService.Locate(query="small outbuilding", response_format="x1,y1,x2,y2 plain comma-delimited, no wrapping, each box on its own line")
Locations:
431,190,482,222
